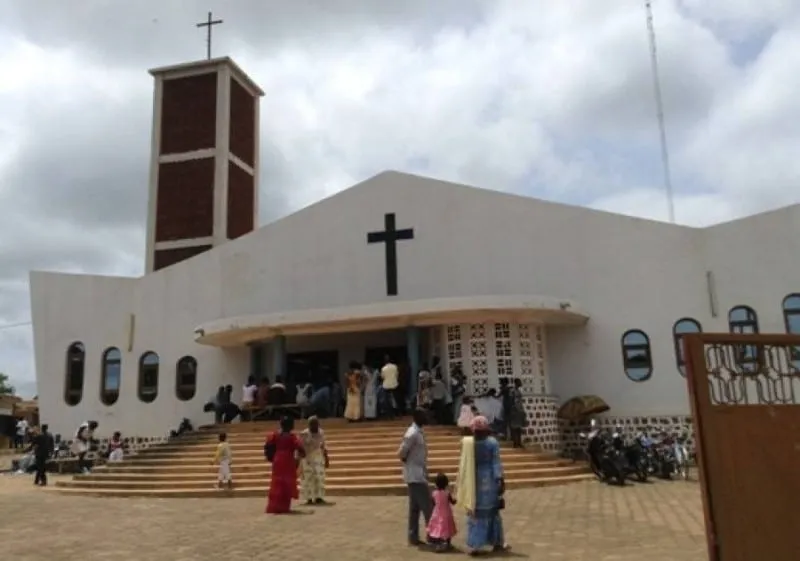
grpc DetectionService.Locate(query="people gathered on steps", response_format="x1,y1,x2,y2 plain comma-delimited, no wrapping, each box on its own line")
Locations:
199,361,528,452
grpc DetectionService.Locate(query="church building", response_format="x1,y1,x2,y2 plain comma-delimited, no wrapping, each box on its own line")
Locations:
29,57,800,453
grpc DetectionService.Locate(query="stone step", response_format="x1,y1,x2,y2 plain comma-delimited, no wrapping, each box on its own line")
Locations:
75,463,582,482
61,465,588,490
53,419,591,498
138,434,470,454
135,441,492,459
93,455,569,475
197,419,416,434
112,448,540,466
50,474,596,498
156,426,463,446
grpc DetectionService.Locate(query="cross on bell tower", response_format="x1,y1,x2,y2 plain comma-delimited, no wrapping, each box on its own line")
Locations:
196,12,223,60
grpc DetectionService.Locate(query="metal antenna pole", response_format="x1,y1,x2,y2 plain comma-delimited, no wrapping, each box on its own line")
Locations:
644,0,675,224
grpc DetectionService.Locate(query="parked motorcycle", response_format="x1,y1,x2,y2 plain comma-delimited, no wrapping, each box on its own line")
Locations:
611,426,649,482
653,435,678,479
579,420,626,486
634,431,659,476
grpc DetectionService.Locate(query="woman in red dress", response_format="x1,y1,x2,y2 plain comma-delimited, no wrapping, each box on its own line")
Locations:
265,416,305,514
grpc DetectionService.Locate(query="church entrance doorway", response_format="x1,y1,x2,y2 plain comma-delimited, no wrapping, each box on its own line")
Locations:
684,332,800,561
364,345,407,371
286,350,339,387
365,345,409,413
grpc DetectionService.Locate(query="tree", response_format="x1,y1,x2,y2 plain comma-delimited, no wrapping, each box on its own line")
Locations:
0,373,15,396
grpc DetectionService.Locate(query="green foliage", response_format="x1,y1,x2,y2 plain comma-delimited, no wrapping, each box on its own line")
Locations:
0,373,15,395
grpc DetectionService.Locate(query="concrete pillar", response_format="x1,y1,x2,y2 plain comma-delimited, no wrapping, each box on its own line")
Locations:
406,326,421,402
271,335,286,382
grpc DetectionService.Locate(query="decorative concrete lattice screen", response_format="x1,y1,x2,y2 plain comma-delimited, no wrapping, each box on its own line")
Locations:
443,322,548,396
446,325,463,377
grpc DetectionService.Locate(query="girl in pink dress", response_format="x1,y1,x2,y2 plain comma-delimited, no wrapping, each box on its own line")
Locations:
427,473,457,552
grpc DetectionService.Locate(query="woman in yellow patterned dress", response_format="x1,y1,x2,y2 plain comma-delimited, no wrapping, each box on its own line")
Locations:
299,416,329,505
343,361,363,421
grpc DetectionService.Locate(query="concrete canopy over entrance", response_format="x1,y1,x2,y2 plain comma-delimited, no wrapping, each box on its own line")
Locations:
193,294,588,347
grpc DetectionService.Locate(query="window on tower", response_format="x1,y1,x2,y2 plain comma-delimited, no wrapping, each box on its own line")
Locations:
621,329,653,382
100,347,122,406
175,356,197,401
138,352,160,403
673,318,702,377
64,342,85,406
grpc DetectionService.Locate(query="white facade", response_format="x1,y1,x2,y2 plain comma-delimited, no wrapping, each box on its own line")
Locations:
30,171,800,443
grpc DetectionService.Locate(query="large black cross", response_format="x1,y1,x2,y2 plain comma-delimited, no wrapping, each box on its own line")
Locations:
367,213,414,296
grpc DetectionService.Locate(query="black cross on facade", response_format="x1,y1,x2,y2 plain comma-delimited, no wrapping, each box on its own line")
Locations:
367,213,415,296
196,12,223,60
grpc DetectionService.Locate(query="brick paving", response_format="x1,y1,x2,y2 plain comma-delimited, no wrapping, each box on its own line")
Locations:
1,475,707,561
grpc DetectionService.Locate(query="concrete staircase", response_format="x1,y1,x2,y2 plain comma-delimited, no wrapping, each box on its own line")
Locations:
53,418,592,497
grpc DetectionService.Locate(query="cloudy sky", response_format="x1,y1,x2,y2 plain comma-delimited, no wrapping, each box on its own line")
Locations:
1,0,799,397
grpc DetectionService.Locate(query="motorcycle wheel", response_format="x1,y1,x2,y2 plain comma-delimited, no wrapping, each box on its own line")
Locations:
635,466,648,482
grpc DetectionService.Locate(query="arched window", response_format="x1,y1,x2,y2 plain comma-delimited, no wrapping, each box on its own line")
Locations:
782,294,800,367
64,342,85,406
176,356,197,401
728,305,759,334
728,305,759,369
673,318,702,377
138,351,159,403
782,294,800,334
100,347,122,406
621,329,653,382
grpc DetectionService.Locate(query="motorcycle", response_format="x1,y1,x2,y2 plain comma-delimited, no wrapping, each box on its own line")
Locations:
579,420,626,486
634,431,659,476
653,435,678,479
611,426,649,482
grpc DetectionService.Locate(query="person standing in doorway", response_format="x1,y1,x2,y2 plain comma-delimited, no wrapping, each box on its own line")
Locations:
398,408,432,546
381,355,401,418
449,363,466,424
507,378,527,448
30,424,54,486
344,361,363,421
362,363,378,420
430,372,449,425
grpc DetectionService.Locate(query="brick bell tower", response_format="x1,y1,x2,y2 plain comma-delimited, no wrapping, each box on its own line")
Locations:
144,57,264,272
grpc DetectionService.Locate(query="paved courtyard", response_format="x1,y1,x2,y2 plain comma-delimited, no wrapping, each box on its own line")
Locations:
2,476,707,561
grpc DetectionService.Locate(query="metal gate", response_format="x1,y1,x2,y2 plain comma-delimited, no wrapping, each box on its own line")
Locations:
684,333,800,561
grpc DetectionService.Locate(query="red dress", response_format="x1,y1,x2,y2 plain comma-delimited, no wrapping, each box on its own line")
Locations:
265,431,304,514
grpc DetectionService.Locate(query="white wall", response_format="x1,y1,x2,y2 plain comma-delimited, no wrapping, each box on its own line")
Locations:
30,266,248,438
30,172,800,433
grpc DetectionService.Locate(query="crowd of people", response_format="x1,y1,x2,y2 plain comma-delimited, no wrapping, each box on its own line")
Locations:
206,354,528,449
229,407,509,555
